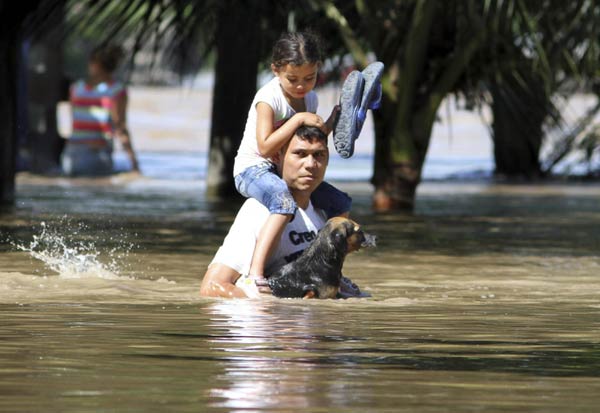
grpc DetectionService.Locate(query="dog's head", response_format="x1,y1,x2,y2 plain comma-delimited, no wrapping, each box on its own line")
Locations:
326,217,377,254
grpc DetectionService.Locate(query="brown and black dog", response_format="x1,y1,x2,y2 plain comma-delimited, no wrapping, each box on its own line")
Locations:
266,217,376,299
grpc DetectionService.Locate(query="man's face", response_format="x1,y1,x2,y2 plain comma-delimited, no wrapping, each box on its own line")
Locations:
279,135,328,195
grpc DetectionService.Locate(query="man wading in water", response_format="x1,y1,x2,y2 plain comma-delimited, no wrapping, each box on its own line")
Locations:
200,126,362,299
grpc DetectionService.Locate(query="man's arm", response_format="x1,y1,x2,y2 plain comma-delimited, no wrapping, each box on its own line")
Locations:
200,263,247,298
199,200,276,299
200,263,270,298
111,91,140,171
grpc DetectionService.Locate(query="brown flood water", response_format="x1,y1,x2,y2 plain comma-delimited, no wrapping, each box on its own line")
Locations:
1,176,600,412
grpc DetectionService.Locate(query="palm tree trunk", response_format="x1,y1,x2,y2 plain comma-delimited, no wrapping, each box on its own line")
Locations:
372,96,433,212
24,1,66,174
206,1,260,198
0,21,21,205
490,75,546,179
1,1,64,205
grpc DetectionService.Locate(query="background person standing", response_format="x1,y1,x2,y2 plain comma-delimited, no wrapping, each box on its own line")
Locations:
61,44,139,176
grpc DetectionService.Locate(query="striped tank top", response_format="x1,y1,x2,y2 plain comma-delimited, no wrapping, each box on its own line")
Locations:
70,80,126,145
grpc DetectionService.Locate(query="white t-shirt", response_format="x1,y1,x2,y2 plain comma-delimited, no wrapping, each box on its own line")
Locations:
210,198,327,275
233,76,318,177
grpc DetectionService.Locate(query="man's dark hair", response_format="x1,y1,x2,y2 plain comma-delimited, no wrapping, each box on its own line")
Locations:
294,125,328,144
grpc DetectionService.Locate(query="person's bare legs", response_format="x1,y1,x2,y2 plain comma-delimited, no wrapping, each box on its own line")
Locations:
249,213,292,277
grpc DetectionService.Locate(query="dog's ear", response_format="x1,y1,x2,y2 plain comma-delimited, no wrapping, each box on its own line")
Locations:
332,224,349,251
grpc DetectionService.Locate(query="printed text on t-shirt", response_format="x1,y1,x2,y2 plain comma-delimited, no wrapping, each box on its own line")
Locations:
289,230,317,245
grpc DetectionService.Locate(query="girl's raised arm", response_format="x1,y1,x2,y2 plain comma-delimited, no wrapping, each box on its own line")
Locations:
255,102,325,158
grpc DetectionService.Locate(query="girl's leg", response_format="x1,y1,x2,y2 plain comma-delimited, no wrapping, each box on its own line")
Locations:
249,213,292,277
235,163,297,277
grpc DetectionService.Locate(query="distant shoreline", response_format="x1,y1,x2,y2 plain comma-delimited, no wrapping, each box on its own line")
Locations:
55,84,599,181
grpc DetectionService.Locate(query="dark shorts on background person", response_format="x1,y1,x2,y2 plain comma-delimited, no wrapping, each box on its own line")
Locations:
61,142,113,176
235,161,352,219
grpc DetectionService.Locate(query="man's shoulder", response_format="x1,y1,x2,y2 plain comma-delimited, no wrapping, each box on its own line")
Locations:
239,198,269,214
236,199,326,230
231,198,270,226
210,198,269,273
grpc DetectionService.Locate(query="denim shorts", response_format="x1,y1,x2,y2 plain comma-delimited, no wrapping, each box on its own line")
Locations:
61,142,113,176
235,162,352,218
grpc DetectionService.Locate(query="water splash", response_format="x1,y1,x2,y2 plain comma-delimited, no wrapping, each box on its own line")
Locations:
13,220,135,280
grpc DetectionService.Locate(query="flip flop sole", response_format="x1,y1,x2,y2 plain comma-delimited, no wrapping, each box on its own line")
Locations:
360,61,384,114
333,70,364,159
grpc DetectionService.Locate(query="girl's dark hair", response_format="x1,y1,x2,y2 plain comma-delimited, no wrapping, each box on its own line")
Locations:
271,31,323,69
90,44,124,73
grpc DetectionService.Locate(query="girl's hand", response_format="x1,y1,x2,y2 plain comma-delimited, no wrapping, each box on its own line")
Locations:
299,112,326,132
325,105,341,135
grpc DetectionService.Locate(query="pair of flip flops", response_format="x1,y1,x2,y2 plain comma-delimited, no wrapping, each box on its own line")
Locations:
333,61,384,159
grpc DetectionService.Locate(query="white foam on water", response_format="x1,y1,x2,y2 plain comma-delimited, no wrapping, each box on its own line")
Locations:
12,220,134,281
1,221,202,304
